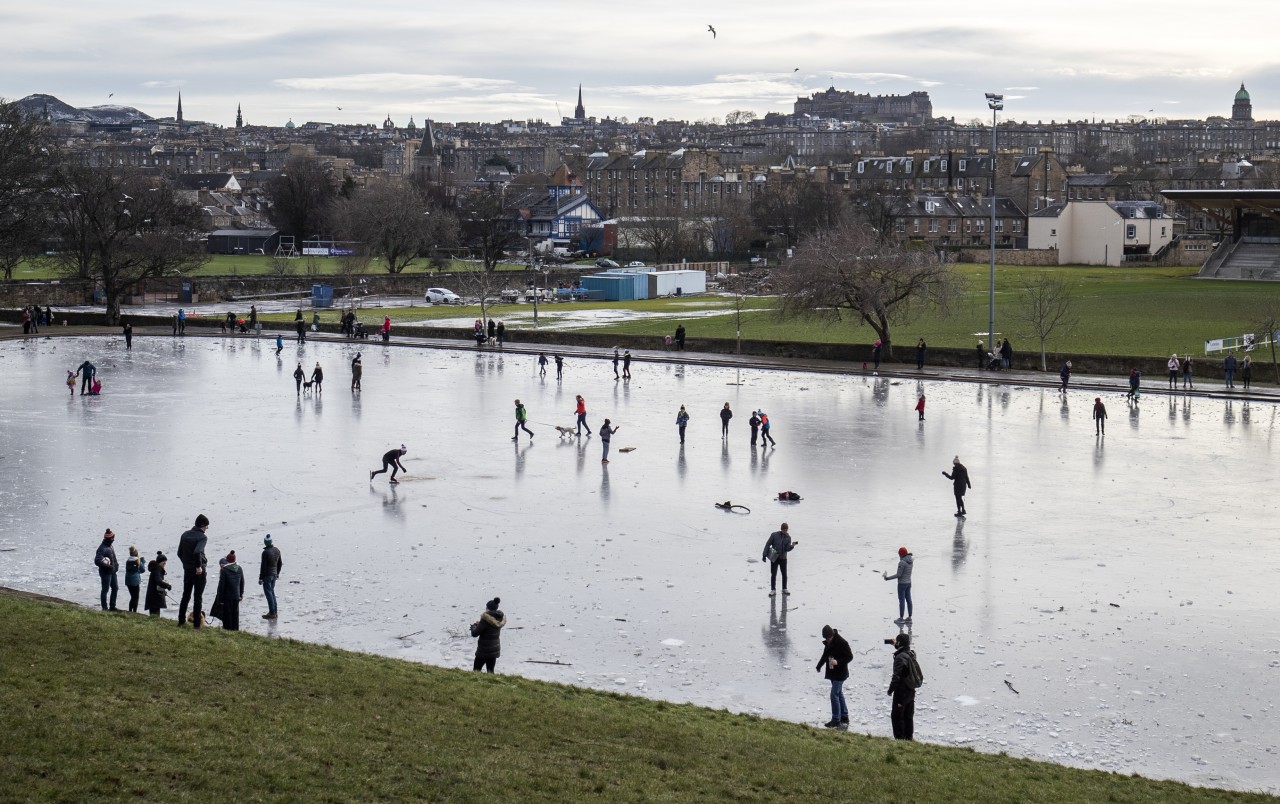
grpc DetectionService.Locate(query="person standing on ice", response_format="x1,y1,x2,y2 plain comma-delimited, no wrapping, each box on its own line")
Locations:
815,624,852,728
676,405,690,444
887,632,918,740
749,410,761,446
176,514,210,628
720,402,733,437
760,411,776,447
260,534,282,620
1058,360,1072,393
470,597,507,673
942,457,971,518
212,552,244,631
761,523,797,597
574,395,591,436
612,347,620,379
76,359,96,395
915,394,926,421
1093,397,1108,436
95,528,120,611
370,445,408,484
883,547,913,625
1167,354,1180,390
293,363,304,395
294,309,306,343
350,353,362,391
622,350,632,379
1182,354,1194,390
554,354,564,381
599,419,618,463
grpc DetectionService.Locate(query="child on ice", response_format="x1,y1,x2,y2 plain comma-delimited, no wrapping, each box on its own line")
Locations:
915,394,926,421
66,370,76,396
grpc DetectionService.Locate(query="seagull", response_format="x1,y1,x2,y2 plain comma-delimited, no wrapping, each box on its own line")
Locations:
121,193,133,201
793,68,799,72
122,209,131,217
707,24,716,38
337,106,343,111
108,93,114,98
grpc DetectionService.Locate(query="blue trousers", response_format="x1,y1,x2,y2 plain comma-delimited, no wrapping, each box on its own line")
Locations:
830,679,848,722
897,583,913,618
262,574,278,615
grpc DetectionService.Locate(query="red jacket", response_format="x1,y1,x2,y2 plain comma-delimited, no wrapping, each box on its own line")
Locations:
575,398,586,415
915,397,926,412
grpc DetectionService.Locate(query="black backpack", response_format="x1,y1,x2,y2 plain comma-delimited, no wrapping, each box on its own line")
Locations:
905,650,924,688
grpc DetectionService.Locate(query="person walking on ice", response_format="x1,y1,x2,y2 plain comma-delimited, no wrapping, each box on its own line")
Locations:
761,523,797,596
599,418,618,463
293,363,305,395
1093,397,1108,436
513,399,534,441
275,334,284,356
310,362,324,395
554,354,563,381
883,547,913,624
915,394,926,421
676,405,689,444
538,353,548,377
1059,360,1072,393
760,411,776,447
574,395,592,436
942,456,971,518
76,360,96,396
370,445,408,483
622,349,632,379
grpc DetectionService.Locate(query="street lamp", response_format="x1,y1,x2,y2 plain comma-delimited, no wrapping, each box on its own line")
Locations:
985,92,1003,358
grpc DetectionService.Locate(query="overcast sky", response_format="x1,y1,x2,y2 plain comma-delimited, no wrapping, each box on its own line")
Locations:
3,1,1277,129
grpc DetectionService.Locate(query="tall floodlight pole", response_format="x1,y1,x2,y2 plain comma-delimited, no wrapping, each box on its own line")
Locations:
985,93,1004,356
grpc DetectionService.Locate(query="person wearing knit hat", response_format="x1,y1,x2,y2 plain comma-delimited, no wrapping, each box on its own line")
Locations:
1093,396,1107,437
816,624,852,728
883,547,914,625
145,552,172,617
470,597,507,673
260,534,283,620
370,445,408,484
94,529,120,611
124,546,144,613
212,550,244,631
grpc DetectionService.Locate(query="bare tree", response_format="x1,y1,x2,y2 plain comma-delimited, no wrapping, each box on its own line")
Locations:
750,175,845,256
455,265,512,329
1251,300,1280,384
1011,274,1079,370
774,220,961,357
701,195,759,262
334,180,442,274
0,100,54,279
458,185,520,272
49,167,208,324
266,156,338,242
619,214,691,266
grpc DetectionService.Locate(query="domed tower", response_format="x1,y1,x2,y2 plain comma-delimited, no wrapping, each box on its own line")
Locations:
1232,83,1253,124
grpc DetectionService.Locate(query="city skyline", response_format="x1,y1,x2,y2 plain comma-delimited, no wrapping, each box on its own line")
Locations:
3,1,1278,128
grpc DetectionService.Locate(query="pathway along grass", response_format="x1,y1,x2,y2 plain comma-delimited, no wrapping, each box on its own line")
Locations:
0,594,1265,803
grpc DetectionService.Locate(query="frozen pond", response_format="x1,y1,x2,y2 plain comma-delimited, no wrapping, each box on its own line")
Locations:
1,333,1278,794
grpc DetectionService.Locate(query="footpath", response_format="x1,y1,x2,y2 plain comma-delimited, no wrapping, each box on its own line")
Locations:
5,323,1277,404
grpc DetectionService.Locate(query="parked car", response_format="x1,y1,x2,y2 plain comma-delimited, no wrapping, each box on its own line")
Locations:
425,287,462,304
595,258,620,268
626,261,646,268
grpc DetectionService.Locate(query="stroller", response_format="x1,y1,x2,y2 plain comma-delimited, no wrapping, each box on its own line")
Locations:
985,351,1001,371
353,321,368,339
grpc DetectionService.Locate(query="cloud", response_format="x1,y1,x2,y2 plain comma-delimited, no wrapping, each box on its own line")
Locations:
272,73,515,93
141,80,183,89
1005,86,1040,92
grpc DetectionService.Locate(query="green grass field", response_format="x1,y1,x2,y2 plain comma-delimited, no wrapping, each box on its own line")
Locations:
9,255,534,279
0,592,1265,803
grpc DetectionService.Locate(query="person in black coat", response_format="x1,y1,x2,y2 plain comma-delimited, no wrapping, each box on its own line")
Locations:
942,456,971,517
176,514,210,628
94,528,119,611
674,324,686,350
212,552,245,631
816,625,853,728
145,552,172,617
887,632,917,740
470,597,507,673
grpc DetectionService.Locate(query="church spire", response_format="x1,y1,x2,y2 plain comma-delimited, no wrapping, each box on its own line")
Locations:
574,84,585,120
235,103,243,129
177,91,184,129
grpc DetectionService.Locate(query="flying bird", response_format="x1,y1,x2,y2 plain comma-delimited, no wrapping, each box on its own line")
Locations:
121,193,133,201
707,24,716,38
108,93,114,98
337,106,342,110
793,68,799,72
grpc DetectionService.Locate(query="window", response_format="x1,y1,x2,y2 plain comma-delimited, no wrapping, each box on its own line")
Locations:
956,179,964,190
948,219,957,233
1126,224,1136,239
959,159,966,171
994,219,1004,233
895,219,906,233
1012,220,1022,233
965,220,972,233
1161,226,1166,237
857,162,865,173
1050,228,1057,237
941,159,948,171
929,218,939,233
913,218,920,233
976,220,985,233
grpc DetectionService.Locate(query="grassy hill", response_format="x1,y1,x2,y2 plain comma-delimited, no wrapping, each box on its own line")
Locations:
0,592,1266,802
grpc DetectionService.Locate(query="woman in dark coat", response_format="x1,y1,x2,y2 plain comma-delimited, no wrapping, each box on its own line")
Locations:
942,456,972,517
145,552,172,617
212,552,245,631
470,597,507,673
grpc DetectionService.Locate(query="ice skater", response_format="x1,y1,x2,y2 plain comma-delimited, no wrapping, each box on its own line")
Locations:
622,350,632,379
470,597,506,674
883,547,913,624
676,405,689,444
599,418,618,462
370,445,408,483
720,402,733,437
1093,397,1108,435
351,353,362,391
760,411,776,447
942,456,971,517
513,399,534,441
310,362,324,395
915,394,926,421
761,523,797,596
76,359,96,395
574,395,592,436
293,363,305,395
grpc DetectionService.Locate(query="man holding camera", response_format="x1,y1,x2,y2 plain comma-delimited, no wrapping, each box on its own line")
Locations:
886,633,918,740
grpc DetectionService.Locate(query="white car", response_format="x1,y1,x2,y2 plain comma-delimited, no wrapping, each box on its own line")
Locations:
626,261,646,268
425,287,462,304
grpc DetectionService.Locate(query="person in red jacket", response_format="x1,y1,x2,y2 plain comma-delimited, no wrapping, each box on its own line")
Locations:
915,394,926,421
574,395,591,436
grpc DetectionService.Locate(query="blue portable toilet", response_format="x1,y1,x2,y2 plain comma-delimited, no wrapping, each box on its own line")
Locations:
311,283,334,308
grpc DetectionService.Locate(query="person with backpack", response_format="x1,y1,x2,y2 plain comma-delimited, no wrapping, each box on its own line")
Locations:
761,523,797,597
882,547,913,625
760,411,776,447
887,632,922,740
94,528,120,611
816,625,853,728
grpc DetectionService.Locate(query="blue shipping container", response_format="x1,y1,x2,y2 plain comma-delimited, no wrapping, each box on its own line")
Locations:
580,272,648,301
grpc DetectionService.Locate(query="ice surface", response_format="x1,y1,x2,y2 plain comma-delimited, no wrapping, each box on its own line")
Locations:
1,334,1278,793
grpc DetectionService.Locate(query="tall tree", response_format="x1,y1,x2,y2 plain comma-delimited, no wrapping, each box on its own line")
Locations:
774,219,961,356
0,100,54,279
1011,274,1078,371
266,156,338,243
750,175,845,256
458,185,519,272
334,180,456,274
50,166,208,324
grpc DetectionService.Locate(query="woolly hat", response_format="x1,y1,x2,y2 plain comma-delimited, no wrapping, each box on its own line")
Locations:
219,557,228,567
103,528,115,540
821,625,833,639
898,547,909,556
226,550,236,563
263,534,272,545
486,597,501,612
195,514,209,528
896,633,911,650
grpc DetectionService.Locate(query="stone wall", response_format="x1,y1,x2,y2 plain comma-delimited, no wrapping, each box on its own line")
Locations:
955,249,1059,266
0,281,96,307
